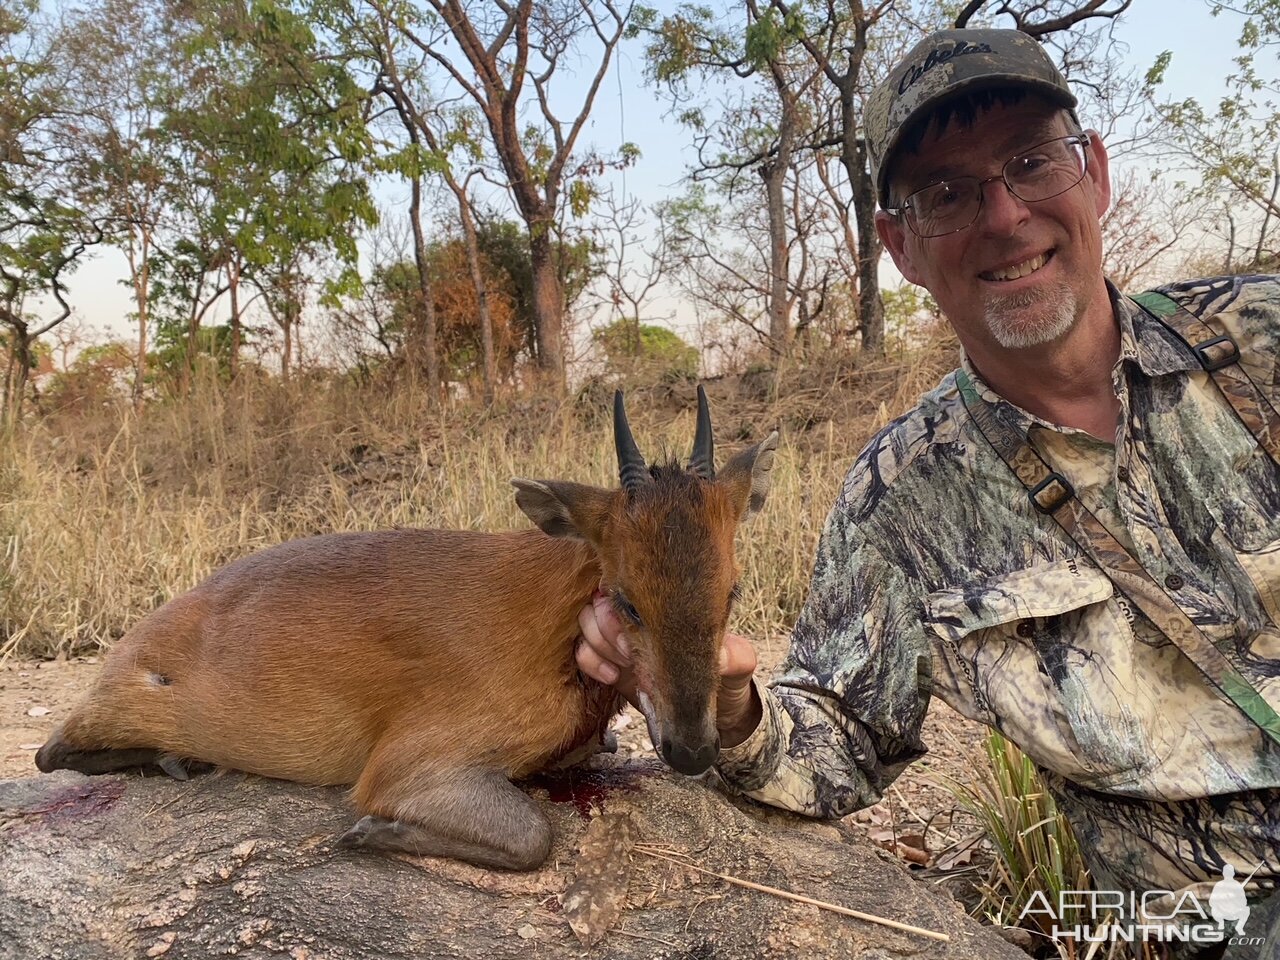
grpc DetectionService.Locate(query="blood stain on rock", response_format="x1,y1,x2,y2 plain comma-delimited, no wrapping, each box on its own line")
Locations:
26,779,126,825
524,766,650,819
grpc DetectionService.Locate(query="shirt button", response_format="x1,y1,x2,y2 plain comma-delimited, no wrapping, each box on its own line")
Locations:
1116,466,1130,482
1165,573,1185,591
1016,621,1036,638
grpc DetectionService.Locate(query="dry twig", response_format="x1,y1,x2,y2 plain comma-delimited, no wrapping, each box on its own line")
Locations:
634,845,951,943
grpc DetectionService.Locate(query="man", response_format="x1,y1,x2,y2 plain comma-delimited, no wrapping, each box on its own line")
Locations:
577,27,1280,958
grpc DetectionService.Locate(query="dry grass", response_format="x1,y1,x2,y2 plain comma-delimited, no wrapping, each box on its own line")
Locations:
0,337,958,660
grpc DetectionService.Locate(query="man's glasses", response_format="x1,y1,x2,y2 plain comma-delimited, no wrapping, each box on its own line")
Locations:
886,134,1092,238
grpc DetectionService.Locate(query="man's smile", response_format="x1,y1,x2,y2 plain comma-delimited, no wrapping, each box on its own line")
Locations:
979,250,1053,282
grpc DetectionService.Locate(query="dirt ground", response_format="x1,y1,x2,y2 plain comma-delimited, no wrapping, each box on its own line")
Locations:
0,652,994,897
0,656,102,778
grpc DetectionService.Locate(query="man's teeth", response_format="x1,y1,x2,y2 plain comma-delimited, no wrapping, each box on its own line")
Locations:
984,253,1048,281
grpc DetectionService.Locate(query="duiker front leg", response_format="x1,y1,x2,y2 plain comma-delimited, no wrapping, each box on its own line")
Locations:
341,766,552,871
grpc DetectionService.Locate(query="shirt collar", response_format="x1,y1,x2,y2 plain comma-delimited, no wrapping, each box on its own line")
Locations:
957,352,1061,437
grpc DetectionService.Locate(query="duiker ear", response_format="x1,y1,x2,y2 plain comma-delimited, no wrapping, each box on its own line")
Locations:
718,429,779,519
511,478,614,543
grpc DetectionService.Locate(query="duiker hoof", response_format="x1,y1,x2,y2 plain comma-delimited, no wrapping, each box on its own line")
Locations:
336,814,384,848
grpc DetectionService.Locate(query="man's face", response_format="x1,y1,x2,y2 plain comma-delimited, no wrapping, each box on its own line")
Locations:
875,98,1112,355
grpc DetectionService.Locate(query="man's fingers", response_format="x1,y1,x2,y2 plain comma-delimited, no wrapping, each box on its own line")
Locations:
719,632,757,680
576,595,631,669
575,636,620,684
575,595,639,704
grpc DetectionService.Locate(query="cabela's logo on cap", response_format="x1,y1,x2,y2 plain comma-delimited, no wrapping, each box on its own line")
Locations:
897,40,994,95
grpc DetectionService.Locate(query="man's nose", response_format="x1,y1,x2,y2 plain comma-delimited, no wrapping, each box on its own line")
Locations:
976,177,1031,235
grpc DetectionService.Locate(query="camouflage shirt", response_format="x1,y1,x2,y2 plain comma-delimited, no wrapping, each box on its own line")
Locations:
717,275,1280,897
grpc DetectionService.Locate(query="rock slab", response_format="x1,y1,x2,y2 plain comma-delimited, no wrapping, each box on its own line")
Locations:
0,758,1025,960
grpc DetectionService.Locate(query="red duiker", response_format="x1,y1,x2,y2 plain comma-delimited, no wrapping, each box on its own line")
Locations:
36,387,778,870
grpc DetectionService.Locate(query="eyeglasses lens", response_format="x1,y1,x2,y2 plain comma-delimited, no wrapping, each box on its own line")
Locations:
905,136,1089,238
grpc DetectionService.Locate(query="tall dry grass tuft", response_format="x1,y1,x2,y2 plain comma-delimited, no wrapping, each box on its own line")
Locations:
0,336,958,661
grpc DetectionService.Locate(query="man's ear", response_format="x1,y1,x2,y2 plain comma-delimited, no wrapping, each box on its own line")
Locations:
718,430,779,520
876,209,925,287
511,479,614,544
1084,129,1112,217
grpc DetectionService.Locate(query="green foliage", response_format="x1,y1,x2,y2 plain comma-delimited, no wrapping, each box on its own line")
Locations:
150,323,238,387
475,217,595,355
568,179,596,218
646,6,736,86
1146,0,1280,262
43,340,133,411
163,0,379,304
0,0,102,419
352,239,527,386
625,3,658,39
881,285,940,338
743,7,804,71
0,328,47,370
594,319,699,380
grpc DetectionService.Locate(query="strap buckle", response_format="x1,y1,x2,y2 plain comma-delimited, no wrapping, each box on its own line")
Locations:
1193,334,1239,372
1029,473,1074,513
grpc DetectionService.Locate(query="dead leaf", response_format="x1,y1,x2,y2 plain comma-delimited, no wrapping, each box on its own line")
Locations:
934,846,974,870
852,803,892,825
867,827,896,846
867,828,929,866
934,830,984,871
560,812,636,946
896,833,929,866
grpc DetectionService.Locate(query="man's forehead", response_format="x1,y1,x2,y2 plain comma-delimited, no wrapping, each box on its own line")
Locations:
898,104,1067,185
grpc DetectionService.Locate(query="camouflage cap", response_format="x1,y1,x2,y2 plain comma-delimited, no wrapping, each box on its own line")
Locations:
865,28,1077,208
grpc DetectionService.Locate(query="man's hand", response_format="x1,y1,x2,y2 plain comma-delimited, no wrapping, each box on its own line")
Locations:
575,591,763,749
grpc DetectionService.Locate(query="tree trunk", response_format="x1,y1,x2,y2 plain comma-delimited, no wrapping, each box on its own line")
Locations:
182,279,202,398
228,259,242,380
409,175,441,400
839,82,884,355
4,320,32,423
127,228,151,411
1,317,19,425
458,196,496,403
763,159,792,352
763,69,800,354
280,306,292,382
528,223,565,386
293,308,304,373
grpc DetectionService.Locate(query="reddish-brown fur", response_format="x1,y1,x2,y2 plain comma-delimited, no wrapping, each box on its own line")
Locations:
50,529,617,791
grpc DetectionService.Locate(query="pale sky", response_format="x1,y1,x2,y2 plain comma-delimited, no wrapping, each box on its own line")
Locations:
56,0,1255,348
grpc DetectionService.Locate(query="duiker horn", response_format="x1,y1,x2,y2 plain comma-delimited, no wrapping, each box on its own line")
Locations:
614,390,650,494
687,384,714,479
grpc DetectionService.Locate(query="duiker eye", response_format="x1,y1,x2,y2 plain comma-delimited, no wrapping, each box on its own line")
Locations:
612,592,643,627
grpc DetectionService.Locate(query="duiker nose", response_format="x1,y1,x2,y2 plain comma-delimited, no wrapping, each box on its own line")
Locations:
661,736,720,776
